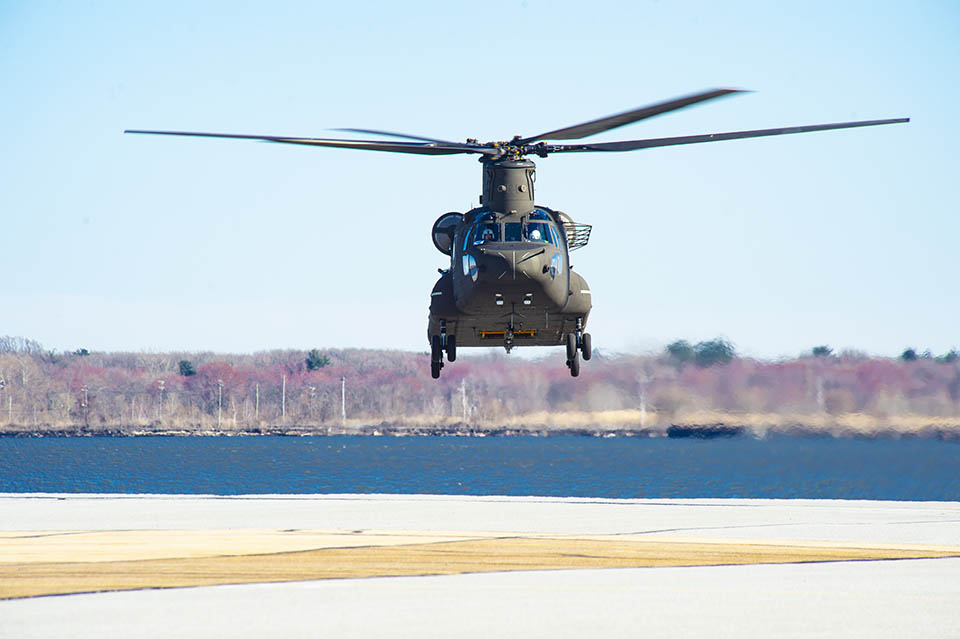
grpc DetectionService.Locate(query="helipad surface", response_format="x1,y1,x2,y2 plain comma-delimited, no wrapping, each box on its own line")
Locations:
1,494,958,638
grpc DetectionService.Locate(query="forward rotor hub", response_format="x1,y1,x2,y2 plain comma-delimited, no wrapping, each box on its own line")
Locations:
480,140,550,160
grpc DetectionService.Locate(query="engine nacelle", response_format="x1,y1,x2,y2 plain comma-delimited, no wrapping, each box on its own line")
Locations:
431,212,463,255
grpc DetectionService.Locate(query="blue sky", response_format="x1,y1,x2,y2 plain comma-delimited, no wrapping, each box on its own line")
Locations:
1,1,957,359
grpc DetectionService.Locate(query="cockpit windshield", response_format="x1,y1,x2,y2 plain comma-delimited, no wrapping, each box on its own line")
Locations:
466,216,561,247
471,223,500,245
525,222,552,243
504,222,522,242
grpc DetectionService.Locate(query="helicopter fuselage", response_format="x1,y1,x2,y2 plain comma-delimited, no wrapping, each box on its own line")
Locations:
427,158,591,366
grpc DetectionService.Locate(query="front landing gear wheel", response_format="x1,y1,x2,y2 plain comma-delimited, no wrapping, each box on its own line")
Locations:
430,335,444,379
565,333,577,361
581,333,592,361
445,335,457,362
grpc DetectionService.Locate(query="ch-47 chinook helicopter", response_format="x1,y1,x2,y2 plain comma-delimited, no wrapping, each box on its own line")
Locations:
127,88,907,379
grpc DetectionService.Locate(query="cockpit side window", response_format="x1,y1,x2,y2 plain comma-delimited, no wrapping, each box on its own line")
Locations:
550,224,563,248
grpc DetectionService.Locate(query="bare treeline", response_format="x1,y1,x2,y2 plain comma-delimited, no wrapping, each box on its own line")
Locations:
1,337,959,434
0,336,46,355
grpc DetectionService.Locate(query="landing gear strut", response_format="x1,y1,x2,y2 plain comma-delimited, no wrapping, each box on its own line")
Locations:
441,320,456,362
565,318,592,377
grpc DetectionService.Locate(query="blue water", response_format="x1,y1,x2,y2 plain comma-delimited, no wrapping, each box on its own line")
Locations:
0,435,958,500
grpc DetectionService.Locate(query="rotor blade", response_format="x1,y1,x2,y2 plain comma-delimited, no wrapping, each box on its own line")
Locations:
518,88,746,144
545,118,910,153
263,137,491,155
333,128,460,145
124,130,496,156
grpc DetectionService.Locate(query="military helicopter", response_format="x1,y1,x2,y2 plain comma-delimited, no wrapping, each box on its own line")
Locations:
126,88,907,379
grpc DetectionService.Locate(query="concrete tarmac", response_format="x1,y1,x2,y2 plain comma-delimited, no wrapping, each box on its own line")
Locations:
1,494,959,638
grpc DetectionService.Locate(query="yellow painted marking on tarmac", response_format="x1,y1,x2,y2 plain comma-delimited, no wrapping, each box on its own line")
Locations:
0,530,485,563
1,531,959,600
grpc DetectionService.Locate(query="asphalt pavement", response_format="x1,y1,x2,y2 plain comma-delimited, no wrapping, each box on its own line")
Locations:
1,494,958,638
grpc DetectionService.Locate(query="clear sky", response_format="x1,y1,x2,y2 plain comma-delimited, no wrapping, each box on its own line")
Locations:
1,1,957,359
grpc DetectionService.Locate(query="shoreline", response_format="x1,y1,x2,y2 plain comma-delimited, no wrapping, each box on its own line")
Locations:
2,422,959,440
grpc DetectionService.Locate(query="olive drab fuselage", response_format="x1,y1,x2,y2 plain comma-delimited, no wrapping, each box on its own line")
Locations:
427,158,592,370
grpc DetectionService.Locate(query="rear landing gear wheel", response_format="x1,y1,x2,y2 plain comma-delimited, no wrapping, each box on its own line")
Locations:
431,361,441,379
581,333,592,361
446,335,457,362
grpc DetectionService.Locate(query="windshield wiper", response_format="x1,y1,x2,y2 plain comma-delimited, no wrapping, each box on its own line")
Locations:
516,248,546,265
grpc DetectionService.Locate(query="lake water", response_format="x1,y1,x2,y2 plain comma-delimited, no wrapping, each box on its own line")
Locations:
1,435,958,500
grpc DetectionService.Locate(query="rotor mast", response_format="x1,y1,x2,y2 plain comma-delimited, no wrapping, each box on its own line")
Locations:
480,157,536,215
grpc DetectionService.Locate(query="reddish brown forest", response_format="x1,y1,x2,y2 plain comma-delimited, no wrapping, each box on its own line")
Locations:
1,336,959,437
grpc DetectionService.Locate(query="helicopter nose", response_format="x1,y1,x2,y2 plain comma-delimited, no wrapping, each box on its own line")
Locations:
514,249,549,280
476,248,548,281
476,249,511,280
